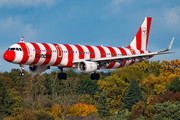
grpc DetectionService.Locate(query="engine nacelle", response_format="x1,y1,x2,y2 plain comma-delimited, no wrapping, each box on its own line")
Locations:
78,61,98,73
29,65,50,73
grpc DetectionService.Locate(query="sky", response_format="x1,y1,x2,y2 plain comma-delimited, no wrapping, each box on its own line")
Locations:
0,0,180,72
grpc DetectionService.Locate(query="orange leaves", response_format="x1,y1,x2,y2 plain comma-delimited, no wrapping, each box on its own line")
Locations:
68,103,97,116
50,103,63,117
50,103,97,117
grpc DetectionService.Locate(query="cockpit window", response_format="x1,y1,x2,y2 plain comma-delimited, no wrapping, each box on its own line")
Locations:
8,48,22,51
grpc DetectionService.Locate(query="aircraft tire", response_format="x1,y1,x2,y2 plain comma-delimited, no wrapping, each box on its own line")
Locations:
91,73,100,80
58,73,67,80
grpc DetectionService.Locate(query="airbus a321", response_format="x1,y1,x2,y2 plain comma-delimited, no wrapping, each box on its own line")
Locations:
3,17,174,80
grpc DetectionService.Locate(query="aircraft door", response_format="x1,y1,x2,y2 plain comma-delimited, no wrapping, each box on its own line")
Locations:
56,46,62,58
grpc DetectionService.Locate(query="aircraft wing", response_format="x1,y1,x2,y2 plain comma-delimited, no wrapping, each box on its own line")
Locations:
73,38,174,64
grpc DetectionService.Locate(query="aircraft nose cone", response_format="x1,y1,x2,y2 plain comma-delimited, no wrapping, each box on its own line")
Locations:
3,50,16,62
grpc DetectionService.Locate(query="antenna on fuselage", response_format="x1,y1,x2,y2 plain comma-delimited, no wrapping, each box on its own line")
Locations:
20,37,24,43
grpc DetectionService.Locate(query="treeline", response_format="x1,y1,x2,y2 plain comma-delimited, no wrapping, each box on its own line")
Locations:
1,59,180,120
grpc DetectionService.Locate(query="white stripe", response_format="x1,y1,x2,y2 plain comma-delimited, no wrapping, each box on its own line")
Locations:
12,44,23,64
59,44,68,66
70,45,79,60
36,43,46,65
112,47,122,69
81,45,89,59
46,44,57,66
25,43,35,65
123,48,131,67
141,17,147,51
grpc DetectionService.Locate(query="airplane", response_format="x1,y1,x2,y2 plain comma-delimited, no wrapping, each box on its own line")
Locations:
3,17,174,80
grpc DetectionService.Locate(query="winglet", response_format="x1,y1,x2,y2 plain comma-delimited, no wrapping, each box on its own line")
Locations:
159,37,174,53
20,37,24,43
166,37,174,51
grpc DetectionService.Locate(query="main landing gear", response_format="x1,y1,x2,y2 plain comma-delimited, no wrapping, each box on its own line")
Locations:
58,67,67,80
19,64,25,76
91,72,100,80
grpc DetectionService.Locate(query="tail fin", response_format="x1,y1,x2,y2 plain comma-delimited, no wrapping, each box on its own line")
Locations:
127,17,152,51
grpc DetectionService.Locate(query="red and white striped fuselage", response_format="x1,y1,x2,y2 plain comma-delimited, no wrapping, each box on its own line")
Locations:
6,42,151,69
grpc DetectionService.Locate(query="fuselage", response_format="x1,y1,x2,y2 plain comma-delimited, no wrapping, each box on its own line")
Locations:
3,42,152,69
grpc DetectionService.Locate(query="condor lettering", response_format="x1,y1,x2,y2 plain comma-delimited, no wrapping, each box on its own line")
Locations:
35,54,51,59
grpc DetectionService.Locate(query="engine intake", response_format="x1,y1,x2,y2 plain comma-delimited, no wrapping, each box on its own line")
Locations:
78,61,97,73
29,65,50,73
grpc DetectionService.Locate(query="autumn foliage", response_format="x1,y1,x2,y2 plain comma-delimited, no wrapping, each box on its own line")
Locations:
68,103,97,116
50,103,68,117
2,59,180,119
150,91,180,105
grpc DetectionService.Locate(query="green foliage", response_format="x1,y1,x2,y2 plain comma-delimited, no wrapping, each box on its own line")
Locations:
151,101,180,120
97,92,111,118
14,109,37,120
79,94,97,106
34,109,55,120
168,76,180,92
126,60,161,77
76,79,101,97
122,79,144,111
110,109,131,120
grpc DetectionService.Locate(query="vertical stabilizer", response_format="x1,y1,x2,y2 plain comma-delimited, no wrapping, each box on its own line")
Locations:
127,17,152,51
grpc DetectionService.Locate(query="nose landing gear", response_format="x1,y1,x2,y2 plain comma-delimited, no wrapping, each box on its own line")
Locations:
57,67,67,80
19,64,25,76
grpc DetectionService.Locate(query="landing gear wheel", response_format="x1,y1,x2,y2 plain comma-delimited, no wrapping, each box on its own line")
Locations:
19,72,25,76
58,73,67,80
91,73,100,80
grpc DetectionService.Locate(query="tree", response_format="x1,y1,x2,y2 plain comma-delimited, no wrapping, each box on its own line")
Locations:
23,73,46,111
0,88,23,117
142,74,168,95
79,94,97,106
126,60,161,77
68,103,97,116
97,92,111,118
168,76,180,92
160,59,180,79
150,91,180,105
53,77,79,120
130,101,153,120
122,79,144,112
151,101,180,120
76,79,100,97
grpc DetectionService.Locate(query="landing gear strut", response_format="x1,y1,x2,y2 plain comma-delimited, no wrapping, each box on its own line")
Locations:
19,64,25,76
91,72,100,80
58,67,67,80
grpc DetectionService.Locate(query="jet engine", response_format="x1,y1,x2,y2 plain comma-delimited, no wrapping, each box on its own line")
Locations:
78,61,98,73
29,65,50,73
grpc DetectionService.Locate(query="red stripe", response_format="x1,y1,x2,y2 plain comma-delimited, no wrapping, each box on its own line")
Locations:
41,43,52,66
117,47,127,68
30,43,41,65
52,44,63,66
17,43,29,64
64,44,73,67
146,17,152,50
136,27,142,50
75,45,84,59
106,47,117,69
96,46,106,58
85,45,95,59
128,49,136,66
